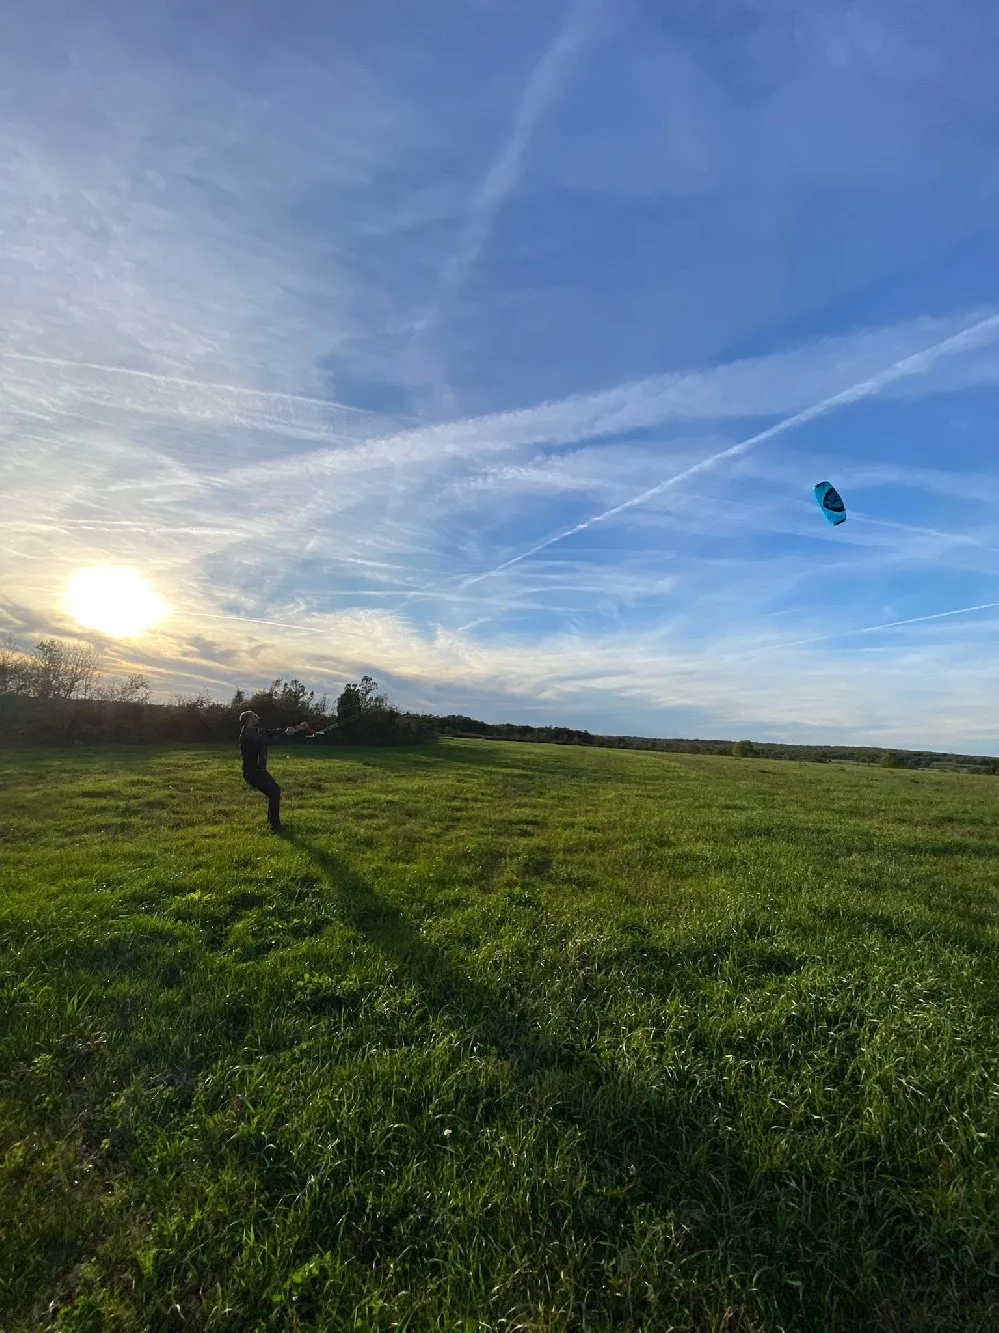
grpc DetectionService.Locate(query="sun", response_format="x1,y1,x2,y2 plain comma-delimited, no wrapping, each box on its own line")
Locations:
65,566,168,638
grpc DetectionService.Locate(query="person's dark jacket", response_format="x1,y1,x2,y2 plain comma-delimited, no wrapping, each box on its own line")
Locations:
239,723,294,778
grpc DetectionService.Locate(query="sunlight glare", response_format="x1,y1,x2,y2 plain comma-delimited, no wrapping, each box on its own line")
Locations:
65,566,168,638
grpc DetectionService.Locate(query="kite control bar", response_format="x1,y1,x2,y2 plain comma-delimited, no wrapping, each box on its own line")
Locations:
299,720,341,739
292,715,366,740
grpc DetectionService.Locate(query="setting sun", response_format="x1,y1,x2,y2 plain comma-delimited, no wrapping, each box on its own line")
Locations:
65,566,168,638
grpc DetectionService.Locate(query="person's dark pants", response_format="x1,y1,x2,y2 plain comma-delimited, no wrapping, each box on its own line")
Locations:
243,766,281,828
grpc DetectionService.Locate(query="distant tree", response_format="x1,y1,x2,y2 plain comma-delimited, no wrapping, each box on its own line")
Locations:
336,682,363,722
30,639,102,699
879,750,904,768
99,672,152,704
278,678,316,711
30,640,61,698
335,676,388,720
239,678,324,727
244,680,282,721
357,674,388,709
0,637,33,695
732,739,755,758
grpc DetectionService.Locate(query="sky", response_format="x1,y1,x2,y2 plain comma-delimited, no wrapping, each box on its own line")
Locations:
3,0,999,750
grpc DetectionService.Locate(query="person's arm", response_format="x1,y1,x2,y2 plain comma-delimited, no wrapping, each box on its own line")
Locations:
263,722,311,740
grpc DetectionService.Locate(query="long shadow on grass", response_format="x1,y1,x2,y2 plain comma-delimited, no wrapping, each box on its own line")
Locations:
812,904,999,959
282,831,895,1328
284,829,747,1172
282,832,578,1066
282,834,999,1327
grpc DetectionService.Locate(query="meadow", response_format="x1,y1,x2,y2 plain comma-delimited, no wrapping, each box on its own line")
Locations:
1,739,997,1331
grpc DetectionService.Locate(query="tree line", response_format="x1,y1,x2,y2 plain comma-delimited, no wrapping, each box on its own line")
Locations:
1,636,996,771
0,638,431,747
427,718,998,772
0,637,151,704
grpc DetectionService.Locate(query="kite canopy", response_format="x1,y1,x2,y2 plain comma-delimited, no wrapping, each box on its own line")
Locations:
813,481,846,526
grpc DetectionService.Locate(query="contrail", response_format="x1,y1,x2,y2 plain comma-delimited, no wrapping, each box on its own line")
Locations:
0,351,375,415
459,310,999,589
183,611,326,635
436,0,601,312
416,0,600,410
177,593,999,662
179,583,582,637
850,511,999,556
839,600,999,637
713,600,999,666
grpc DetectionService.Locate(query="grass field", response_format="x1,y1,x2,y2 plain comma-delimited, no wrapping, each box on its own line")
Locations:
1,740,998,1331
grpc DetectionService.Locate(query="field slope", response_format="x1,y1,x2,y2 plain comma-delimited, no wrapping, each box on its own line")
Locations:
1,740,998,1331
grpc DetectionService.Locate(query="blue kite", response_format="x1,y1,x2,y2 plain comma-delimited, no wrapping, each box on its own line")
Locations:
813,481,846,526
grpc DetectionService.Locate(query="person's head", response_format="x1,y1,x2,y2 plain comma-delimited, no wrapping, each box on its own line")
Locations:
239,710,259,727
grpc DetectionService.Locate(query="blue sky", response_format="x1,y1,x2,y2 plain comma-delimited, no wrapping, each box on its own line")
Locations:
4,0,999,749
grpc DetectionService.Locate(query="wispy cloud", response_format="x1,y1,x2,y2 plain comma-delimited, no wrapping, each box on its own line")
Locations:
8,310,999,630
435,0,601,312
2,352,381,419
0,352,400,453
74,591,999,751
413,0,602,410
458,311,999,587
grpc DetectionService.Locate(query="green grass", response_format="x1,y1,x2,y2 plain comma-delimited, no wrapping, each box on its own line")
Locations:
1,740,998,1331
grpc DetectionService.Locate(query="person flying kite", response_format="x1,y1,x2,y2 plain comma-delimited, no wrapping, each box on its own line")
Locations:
239,710,313,832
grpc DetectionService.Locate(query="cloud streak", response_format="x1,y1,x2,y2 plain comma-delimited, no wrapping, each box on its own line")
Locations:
0,351,380,416
220,310,999,496
459,311,999,588
435,0,601,313
412,0,601,410
710,600,999,667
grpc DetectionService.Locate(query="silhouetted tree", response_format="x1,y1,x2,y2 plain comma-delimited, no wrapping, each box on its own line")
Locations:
336,682,363,722
31,639,102,699
0,637,32,695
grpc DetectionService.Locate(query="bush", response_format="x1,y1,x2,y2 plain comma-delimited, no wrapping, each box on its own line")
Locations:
0,672,434,749
318,705,436,748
